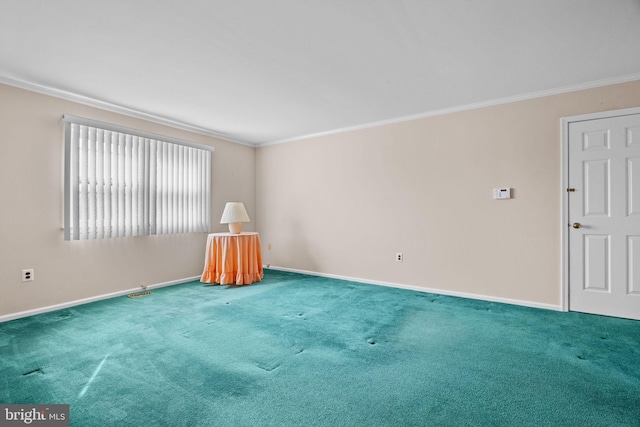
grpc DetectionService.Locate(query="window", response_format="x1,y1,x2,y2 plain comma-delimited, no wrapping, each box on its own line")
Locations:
63,115,212,240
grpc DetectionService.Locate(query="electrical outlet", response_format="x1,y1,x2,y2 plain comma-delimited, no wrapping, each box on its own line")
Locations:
22,269,35,282
267,243,272,250
396,253,403,262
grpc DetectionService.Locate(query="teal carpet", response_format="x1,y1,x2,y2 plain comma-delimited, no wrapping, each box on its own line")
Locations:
1,270,639,426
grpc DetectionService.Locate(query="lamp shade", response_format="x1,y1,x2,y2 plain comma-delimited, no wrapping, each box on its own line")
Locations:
220,202,250,233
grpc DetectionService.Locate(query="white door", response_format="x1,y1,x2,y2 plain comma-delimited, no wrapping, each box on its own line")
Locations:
568,113,640,320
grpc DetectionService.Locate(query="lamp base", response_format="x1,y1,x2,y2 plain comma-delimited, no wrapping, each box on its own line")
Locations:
228,222,243,234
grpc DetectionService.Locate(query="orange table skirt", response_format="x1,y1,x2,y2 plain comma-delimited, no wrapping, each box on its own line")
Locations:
201,232,264,285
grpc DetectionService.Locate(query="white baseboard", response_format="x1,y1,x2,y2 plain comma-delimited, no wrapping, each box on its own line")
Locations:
0,276,201,323
265,265,563,312
1,268,563,324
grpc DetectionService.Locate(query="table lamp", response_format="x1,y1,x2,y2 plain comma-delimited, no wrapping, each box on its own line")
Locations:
220,202,250,234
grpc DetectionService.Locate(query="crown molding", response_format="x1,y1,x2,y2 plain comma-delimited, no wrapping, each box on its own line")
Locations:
4,72,639,149
0,75,256,147
258,72,640,147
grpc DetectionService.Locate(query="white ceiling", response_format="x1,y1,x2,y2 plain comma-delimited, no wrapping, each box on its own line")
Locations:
1,1,640,146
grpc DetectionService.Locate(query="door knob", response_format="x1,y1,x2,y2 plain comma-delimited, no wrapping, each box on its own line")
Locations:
572,222,581,229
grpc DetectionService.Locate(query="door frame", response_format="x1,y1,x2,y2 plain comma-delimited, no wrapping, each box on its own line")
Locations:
561,106,640,312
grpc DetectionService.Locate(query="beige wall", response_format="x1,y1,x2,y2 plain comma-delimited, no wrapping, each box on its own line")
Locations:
3,80,639,319
256,80,640,308
0,84,256,318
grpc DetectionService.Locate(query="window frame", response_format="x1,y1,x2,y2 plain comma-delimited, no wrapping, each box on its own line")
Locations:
62,114,214,240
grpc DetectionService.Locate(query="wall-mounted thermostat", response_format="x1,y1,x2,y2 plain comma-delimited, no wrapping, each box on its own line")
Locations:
493,188,511,200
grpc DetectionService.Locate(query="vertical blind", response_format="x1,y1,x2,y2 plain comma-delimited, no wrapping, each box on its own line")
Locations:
63,115,212,240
